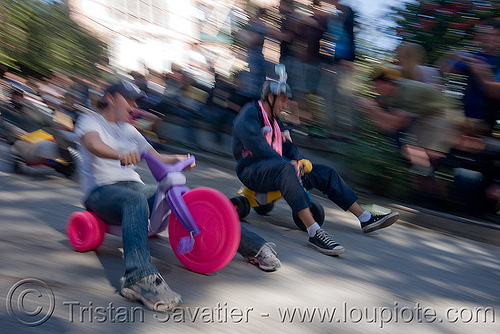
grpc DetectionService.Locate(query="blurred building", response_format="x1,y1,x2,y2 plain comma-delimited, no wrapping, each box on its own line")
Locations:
66,0,200,73
65,0,284,76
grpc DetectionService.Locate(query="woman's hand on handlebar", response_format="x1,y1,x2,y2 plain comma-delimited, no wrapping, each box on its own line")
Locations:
175,154,196,170
148,149,196,170
119,152,141,166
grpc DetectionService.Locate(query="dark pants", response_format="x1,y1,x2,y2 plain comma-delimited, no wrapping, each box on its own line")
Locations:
238,160,358,214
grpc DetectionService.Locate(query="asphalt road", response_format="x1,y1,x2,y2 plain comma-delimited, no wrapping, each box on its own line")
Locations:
0,140,499,334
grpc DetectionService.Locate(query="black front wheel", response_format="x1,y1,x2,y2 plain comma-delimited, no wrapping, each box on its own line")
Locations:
254,202,275,215
55,147,81,179
230,196,251,220
292,197,325,231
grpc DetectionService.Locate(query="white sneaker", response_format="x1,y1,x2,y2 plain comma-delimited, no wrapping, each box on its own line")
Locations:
121,273,182,312
245,242,281,272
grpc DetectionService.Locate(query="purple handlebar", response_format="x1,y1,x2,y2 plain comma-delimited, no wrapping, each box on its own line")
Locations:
141,150,199,254
141,151,195,182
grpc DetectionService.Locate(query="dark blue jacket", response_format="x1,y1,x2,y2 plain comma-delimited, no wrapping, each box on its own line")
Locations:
232,101,304,173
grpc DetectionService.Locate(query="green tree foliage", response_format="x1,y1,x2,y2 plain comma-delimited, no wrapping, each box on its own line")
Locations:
0,0,107,77
392,0,500,64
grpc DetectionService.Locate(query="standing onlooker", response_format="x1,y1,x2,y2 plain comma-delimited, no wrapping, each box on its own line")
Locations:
439,20,500,134
321,0,356,134
396,42,442,86
302,0,329,96
236,7,271,102
267,0,323,126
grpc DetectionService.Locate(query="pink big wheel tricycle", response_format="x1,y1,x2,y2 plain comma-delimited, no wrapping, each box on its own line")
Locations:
66,151,241,273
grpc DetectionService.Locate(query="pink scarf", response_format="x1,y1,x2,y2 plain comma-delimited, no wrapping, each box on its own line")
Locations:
258,100,282,156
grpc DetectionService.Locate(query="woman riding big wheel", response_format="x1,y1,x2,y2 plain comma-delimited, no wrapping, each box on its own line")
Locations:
72,81,239,313
67,152,241,274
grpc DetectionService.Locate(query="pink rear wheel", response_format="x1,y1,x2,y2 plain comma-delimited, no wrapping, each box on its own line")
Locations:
168,187,240,273
67,211,106,251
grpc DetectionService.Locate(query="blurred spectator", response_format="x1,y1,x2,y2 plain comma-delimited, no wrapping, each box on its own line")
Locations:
0,65,8,93
0,65,6,79
274,0,308,125
358,67,462,173
388,41,445,146
184,42,215,90
466,54,500,99
160,64,184,115
157,63,209,147
10,88,26,113
447,129,500,214
129,71,158,111
281,0,330,126
222,71,251,113
60,91,79,120
439,20,500,134
396,41,442,85
324,0,355,62
245,0,319,127
236,7,271,101
128,107,162,147
130,71,149,95
38,76,66,111
321,0,356,133
59,90,89,126
303,0,329,94
206,71,255,139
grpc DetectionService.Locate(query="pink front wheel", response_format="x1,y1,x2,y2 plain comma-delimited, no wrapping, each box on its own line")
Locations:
168,187,241,273
67,211,106,252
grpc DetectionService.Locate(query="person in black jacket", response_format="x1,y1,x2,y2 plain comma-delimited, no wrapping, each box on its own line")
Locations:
233,65,399,256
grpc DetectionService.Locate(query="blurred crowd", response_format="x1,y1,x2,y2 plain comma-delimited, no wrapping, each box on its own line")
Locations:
358,20,500,216
0,0,499,218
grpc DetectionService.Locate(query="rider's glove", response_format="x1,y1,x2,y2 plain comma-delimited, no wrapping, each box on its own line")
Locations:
298,159,312,175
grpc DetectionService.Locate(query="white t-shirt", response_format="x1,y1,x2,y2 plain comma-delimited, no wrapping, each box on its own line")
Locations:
75,113,152,200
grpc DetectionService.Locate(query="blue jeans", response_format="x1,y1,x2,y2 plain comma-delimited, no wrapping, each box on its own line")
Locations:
85,181,158,287
238,225,266,258
85,181,266,285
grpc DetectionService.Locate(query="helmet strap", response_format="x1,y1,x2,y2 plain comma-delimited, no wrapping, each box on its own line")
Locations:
266,94,277,118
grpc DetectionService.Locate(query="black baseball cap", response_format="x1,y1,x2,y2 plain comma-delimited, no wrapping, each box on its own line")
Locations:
105,81,144,100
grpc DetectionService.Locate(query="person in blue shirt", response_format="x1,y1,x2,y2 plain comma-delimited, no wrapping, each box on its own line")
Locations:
440,20,500,133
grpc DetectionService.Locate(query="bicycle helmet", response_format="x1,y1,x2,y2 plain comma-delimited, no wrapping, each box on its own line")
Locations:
261,64,292,106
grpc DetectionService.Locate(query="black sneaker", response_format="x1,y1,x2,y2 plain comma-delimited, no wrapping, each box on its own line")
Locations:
308,229,345,256
361,212,399,234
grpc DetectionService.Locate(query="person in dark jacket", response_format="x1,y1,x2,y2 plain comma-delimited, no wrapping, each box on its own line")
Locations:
233,65,399,256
